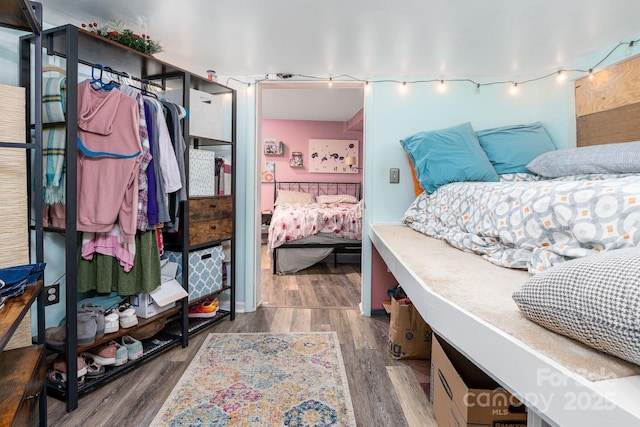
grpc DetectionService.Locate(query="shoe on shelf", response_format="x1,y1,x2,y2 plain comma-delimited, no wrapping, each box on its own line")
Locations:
45,308,98,346
188,298,219,318
122,335,143,361
118,302,138,328
83,341,118,366
52,354,87,381
113,341,128,366
81,302,105,338
82,355,106,379
47,368,85,391
104,309,119,334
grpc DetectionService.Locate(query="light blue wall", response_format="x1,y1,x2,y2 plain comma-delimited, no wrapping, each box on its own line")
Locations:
2,19,639,322
231,31,640,314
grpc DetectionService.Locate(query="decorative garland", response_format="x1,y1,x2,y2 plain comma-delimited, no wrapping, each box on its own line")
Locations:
82,19,162,56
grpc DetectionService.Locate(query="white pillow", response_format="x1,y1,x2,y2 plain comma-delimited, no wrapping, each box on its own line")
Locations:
274,190,316,205
316,194,358,204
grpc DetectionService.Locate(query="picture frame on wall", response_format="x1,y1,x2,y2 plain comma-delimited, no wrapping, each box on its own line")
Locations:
290,152,303,168
261,161,275,182
308,139,359,174
264,139,284,155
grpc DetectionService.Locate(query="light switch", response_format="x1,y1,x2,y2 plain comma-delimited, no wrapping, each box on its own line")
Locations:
390,168,400,184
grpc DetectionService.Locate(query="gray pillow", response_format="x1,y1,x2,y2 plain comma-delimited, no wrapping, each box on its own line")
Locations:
512,248,640,366
526,141,640,177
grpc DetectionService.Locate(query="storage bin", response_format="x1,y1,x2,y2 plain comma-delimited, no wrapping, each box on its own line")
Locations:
189,88,231,141
165,245,224,301
189,148,216,196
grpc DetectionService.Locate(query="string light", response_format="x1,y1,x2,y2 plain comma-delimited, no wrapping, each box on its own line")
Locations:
510,82,519,95
225,37,640,94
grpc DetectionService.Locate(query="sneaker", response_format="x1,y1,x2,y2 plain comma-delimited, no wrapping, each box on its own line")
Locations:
104,309,119,334
81,302,105,338
45,308,97,346
118,303,138,328
83,342,118,366
188,298,219,318
113,341,128,366
82,355,106,379
53,354,87,381
47,368,85,391
122,335,143,360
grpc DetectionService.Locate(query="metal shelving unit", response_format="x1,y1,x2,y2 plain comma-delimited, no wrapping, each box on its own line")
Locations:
20,24,236,411
0,1,46,425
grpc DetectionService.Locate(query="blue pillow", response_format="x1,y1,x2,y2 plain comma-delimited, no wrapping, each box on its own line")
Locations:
476,122,557,174
400,122,499,193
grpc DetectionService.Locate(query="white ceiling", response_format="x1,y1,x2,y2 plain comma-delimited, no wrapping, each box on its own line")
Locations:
36,0,640,121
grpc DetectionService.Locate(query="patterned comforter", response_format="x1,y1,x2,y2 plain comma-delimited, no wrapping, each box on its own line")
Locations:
402,173,640,273
268,201,363,253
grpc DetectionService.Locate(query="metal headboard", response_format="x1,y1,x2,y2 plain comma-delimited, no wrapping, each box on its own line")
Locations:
274,181,361,201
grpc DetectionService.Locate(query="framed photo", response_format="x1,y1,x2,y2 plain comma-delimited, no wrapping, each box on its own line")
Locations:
290,152,303,168
261,161,275,183
309,139,359,173
264,139,284,155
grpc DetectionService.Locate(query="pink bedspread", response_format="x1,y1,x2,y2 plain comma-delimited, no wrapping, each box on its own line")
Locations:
267,201,363,253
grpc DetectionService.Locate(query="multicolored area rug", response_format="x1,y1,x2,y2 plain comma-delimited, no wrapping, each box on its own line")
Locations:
151,332,356,426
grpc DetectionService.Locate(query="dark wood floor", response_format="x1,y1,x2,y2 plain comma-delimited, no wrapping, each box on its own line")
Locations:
46,249,436,426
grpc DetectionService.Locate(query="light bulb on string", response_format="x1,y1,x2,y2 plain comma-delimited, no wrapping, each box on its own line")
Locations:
475,83,480,95
588,69,594,81
438,80,446,92
510,82,519,95
328,77,333,88
398,81,408,94
556,70,566,82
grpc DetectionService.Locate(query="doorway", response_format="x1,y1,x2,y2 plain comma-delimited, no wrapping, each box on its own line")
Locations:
255,81,365,309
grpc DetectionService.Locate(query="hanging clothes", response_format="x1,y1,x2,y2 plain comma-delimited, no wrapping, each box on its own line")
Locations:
143,97,171,225
77,229,161,295
143,100,160,227
76,79,142,245
42,76,67,227
162,101,187,232
120,84,153,232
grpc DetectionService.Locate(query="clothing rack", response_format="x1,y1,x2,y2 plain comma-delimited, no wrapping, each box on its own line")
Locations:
43,50,164,90
87,61,164,90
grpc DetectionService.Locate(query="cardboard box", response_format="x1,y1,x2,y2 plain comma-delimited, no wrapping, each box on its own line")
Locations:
130,279,188,319
431,334,527,427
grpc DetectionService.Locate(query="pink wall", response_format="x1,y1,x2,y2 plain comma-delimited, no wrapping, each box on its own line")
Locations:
371,244,399,311
260,119,363,211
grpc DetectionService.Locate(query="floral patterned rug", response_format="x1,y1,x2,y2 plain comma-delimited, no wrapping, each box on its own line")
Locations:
151,332,356,426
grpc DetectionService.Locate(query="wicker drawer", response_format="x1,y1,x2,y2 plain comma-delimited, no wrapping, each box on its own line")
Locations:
189,218,233,246
189,196,232,222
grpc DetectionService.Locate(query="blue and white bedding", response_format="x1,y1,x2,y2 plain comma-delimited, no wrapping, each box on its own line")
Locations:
402,173,640,273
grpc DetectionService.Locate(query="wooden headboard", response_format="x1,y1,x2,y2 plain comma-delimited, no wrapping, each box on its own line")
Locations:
575,54,640,147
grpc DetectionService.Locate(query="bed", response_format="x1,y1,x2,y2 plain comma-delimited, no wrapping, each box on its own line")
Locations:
372,112,640,426
268,181,363,274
